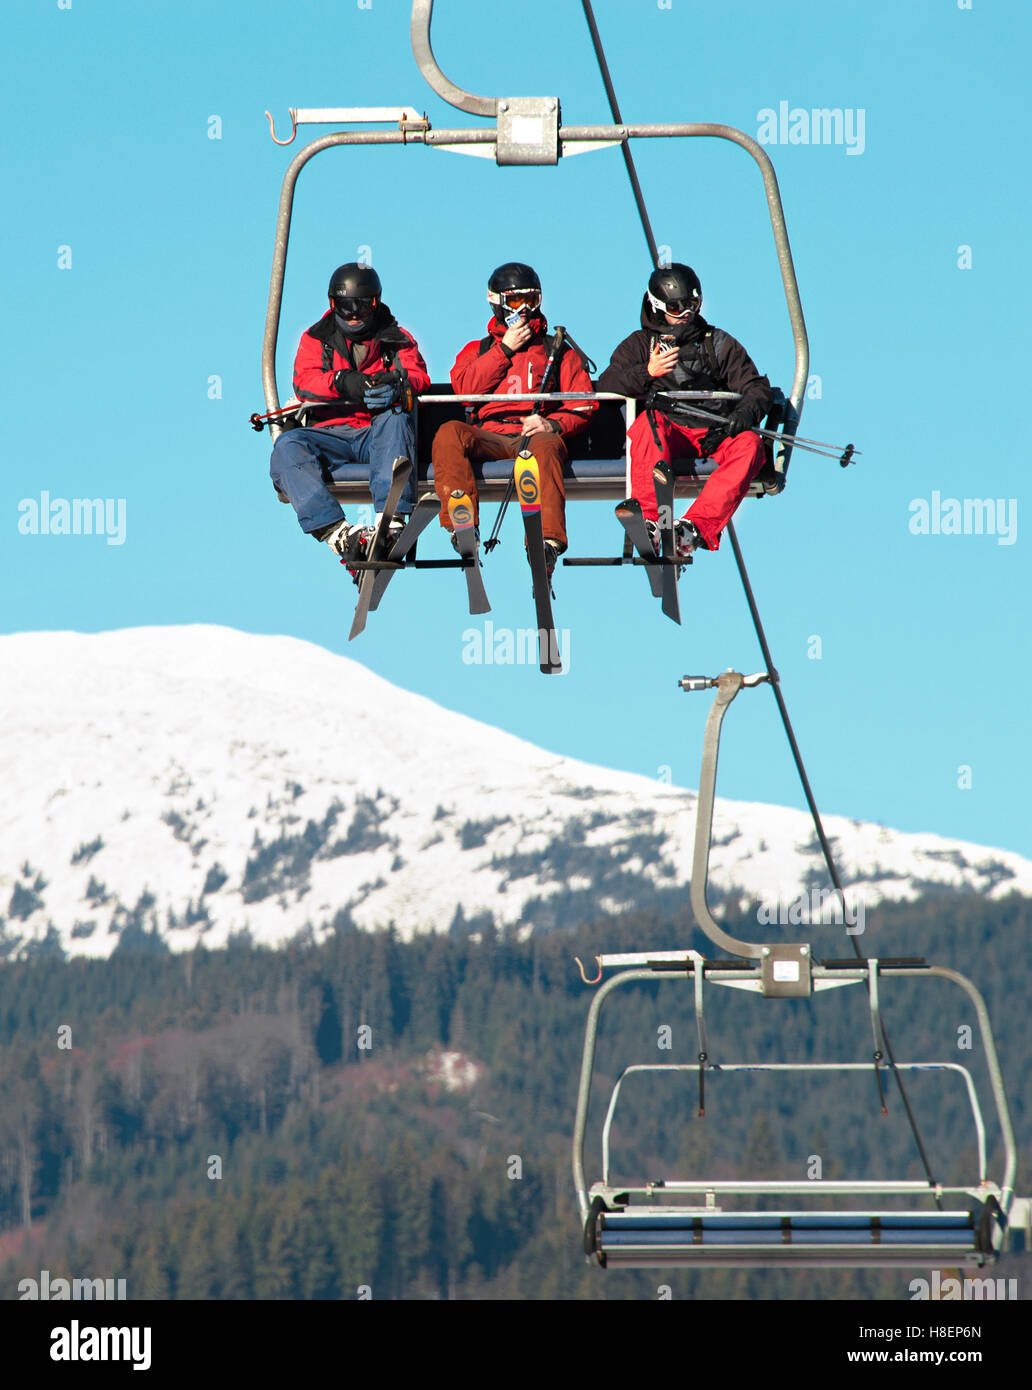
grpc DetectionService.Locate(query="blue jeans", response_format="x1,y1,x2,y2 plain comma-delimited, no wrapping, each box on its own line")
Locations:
269,410,417,535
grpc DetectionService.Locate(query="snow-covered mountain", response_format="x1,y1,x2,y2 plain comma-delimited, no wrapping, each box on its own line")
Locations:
0,625,1028,960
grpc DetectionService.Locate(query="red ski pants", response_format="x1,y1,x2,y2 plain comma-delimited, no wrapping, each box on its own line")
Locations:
627,411,766,550
431,421,568,549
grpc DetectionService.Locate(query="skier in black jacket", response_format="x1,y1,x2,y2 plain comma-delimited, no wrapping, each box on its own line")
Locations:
598,264,773,555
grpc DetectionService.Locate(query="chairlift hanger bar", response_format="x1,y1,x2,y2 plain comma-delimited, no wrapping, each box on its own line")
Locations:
679,669,944,1190
681,672,783,964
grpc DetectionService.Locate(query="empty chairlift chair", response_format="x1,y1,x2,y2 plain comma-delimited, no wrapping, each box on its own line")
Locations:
571,673,1030,1270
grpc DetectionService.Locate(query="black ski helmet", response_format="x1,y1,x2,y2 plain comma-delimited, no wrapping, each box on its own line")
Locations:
328,263,382,304
487,262,542,323
647,263,702,320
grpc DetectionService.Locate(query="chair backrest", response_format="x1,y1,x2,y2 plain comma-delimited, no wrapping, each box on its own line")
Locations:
414,383,628,467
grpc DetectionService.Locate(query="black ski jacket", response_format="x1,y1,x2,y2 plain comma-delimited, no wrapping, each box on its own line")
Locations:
597,299,773,427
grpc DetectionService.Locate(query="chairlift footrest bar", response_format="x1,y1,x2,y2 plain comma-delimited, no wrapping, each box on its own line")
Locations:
345,558,469,570
562,556,679,566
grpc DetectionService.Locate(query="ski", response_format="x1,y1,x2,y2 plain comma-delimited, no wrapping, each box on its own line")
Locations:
652,460,682,625
348,455,413,640
368,492,440,611
515,452,562,675
447,490,491,615
615,497,663,600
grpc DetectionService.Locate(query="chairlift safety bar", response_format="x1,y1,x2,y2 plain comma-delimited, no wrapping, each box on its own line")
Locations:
284,390,743,496
600,1061,989,1188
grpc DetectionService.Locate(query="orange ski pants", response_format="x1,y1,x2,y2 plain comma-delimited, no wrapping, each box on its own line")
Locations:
431,421,568,550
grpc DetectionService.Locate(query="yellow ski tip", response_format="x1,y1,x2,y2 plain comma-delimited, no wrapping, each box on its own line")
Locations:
447,490,475,528
514,454,541,510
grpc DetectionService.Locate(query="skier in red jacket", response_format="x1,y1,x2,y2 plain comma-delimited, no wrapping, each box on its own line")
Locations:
431,262,596,578
598,263,773,557
270,264,430,568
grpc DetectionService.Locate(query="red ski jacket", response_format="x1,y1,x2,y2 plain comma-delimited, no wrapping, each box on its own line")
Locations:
293,307,430,429
449,316,597,436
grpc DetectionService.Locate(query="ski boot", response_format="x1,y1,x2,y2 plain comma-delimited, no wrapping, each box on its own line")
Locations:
543,540,561,581
334,523,375,585
673,518,701,564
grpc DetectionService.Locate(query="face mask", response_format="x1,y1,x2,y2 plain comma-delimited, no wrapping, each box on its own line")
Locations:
335,308,375,339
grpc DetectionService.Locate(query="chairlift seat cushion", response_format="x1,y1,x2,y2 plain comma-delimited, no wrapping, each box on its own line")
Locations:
599,1209,977,1249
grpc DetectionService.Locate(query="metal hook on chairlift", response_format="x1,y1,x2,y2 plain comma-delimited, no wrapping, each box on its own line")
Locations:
265,109,299,145
575,956,603,985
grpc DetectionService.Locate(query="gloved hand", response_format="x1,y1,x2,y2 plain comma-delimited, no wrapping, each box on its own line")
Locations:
363,381,398,411
365,370,402,409
699,425,727,456
333,369,367,402
724,406,756,437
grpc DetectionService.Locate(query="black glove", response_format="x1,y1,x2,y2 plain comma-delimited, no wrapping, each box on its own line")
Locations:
724,406,756,436
333,369,367,402
363,370,401,411
699,425,727,456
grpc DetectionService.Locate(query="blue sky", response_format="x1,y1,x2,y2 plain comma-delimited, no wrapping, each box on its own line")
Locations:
3,0,1030,858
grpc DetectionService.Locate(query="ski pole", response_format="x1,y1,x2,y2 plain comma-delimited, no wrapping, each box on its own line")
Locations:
653,394,859,466
248,397,345,431
249,402,311,431
484,325,567,553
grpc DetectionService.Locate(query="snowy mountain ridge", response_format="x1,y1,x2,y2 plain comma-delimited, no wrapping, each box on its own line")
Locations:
0,625,1028,960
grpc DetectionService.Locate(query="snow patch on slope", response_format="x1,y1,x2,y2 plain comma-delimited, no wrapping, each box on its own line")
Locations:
0,626,1026,959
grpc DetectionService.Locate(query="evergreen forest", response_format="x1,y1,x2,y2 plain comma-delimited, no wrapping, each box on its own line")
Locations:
0,892,1028,1300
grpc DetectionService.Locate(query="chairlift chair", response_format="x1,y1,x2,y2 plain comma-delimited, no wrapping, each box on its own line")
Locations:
572,673,1030,1270
258,0,808,518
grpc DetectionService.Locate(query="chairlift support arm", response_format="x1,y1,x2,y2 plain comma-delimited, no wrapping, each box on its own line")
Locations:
682,671,796,965
410,0,498,118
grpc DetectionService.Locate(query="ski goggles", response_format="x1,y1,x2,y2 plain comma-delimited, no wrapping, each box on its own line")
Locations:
647,290,699,319
334,296,378,318
489,289,541,312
